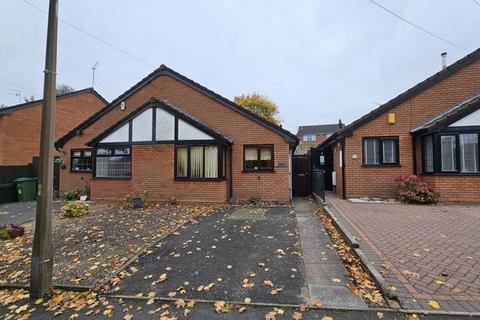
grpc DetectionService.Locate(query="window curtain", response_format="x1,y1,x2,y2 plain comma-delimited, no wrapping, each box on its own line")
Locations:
245,148,258,161
364,139,379,164
190,146,203,178
259,148,273,168
441,136,456,171
204,146,218,178
460,133,479,173
382,140,396,163
423,135,434,172
96,156,131,177
176,147,188,177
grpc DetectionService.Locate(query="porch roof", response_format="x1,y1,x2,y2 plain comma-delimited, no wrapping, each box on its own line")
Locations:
410,92,480,135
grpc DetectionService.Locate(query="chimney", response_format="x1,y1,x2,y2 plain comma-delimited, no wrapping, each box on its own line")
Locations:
441,52,447,70
338,119,343,129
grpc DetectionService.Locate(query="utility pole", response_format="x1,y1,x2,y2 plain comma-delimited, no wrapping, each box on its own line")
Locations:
30,0,58,298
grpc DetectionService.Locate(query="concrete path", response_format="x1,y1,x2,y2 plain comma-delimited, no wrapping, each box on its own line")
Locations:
294,197,366,308
0,201,62,225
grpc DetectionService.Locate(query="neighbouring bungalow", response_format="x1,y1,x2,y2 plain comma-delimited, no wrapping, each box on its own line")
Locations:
314,49,480,203
55,65,298,203
0,88,106,165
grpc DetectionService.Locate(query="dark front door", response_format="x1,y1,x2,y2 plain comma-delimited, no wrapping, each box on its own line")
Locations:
292,155,311,197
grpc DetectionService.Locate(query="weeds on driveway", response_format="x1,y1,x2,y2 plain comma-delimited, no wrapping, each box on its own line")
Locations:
0,203,219,287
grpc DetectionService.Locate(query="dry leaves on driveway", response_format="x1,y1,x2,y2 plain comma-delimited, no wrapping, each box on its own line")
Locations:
315,206,386,306
0,203,219,287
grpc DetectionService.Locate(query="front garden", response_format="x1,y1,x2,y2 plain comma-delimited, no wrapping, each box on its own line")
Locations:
0,201,220,287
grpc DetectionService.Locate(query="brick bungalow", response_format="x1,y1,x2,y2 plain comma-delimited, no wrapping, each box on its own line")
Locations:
55,65,298,203
0,88,106,165
314,49,480,203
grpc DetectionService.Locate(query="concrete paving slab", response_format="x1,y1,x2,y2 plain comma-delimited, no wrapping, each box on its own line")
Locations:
294,198,367,308
309,284,367,308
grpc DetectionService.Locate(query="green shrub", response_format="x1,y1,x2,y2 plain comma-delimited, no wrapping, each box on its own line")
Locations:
64,189,80,201
0,228,9,240
0,224,25,240
61,201,89,218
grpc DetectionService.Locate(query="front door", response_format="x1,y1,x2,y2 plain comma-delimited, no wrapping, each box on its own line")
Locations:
292,155,311,197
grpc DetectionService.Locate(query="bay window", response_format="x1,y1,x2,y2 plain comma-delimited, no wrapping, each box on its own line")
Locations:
440,135,456,172
95,147,131,178
175,145,222,179
459,133,478,173
422,135,434,173
422,132,479,174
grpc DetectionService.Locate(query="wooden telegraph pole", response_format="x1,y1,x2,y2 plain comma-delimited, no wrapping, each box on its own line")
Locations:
30,0,58,298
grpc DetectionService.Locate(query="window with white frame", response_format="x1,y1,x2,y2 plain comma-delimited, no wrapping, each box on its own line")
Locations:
303,134,316,142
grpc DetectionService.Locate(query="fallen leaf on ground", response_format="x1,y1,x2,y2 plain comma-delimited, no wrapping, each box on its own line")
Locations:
428,300,440,309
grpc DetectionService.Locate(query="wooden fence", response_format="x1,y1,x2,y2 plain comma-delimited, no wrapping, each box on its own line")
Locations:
0,164,35,204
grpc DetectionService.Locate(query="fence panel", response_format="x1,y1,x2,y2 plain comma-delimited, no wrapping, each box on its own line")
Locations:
311,169,325,202
0,183,17,204
0,165,34,184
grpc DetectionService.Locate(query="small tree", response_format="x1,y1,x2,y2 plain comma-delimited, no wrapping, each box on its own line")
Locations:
234,93,281,125
56,84,75,95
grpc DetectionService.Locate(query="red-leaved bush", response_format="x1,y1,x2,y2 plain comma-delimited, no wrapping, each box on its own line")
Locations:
394,175,439,204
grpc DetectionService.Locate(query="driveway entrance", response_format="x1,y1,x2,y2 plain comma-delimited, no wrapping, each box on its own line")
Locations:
326,193,480,312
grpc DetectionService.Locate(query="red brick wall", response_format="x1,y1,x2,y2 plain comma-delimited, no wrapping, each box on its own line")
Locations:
339,58,480,200
0,92,105,165
422,175,480,203
298,133,329,147
60,75,292,203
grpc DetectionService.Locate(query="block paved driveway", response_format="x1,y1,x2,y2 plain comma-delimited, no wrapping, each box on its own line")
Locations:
326,193,480,312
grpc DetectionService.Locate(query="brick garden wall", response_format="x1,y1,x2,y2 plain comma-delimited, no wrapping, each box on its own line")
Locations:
60,74,292,203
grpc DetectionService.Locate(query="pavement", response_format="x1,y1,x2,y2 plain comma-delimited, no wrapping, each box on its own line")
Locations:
294,198,366,308
326,193,480,313
0,201,61,225
3,295,471,319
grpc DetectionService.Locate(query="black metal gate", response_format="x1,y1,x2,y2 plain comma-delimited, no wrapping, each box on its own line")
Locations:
292,155,311,197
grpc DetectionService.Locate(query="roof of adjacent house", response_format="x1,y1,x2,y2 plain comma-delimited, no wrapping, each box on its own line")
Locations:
87,98,233,146
297,123,343,135
317,47,480,148
0,88,107,115
411,92,480,134
55,65,298,148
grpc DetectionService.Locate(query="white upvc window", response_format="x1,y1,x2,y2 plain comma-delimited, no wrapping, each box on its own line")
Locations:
303,134,316,142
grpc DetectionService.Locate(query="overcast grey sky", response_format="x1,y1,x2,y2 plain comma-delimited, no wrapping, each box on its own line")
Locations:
1,0,479,132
